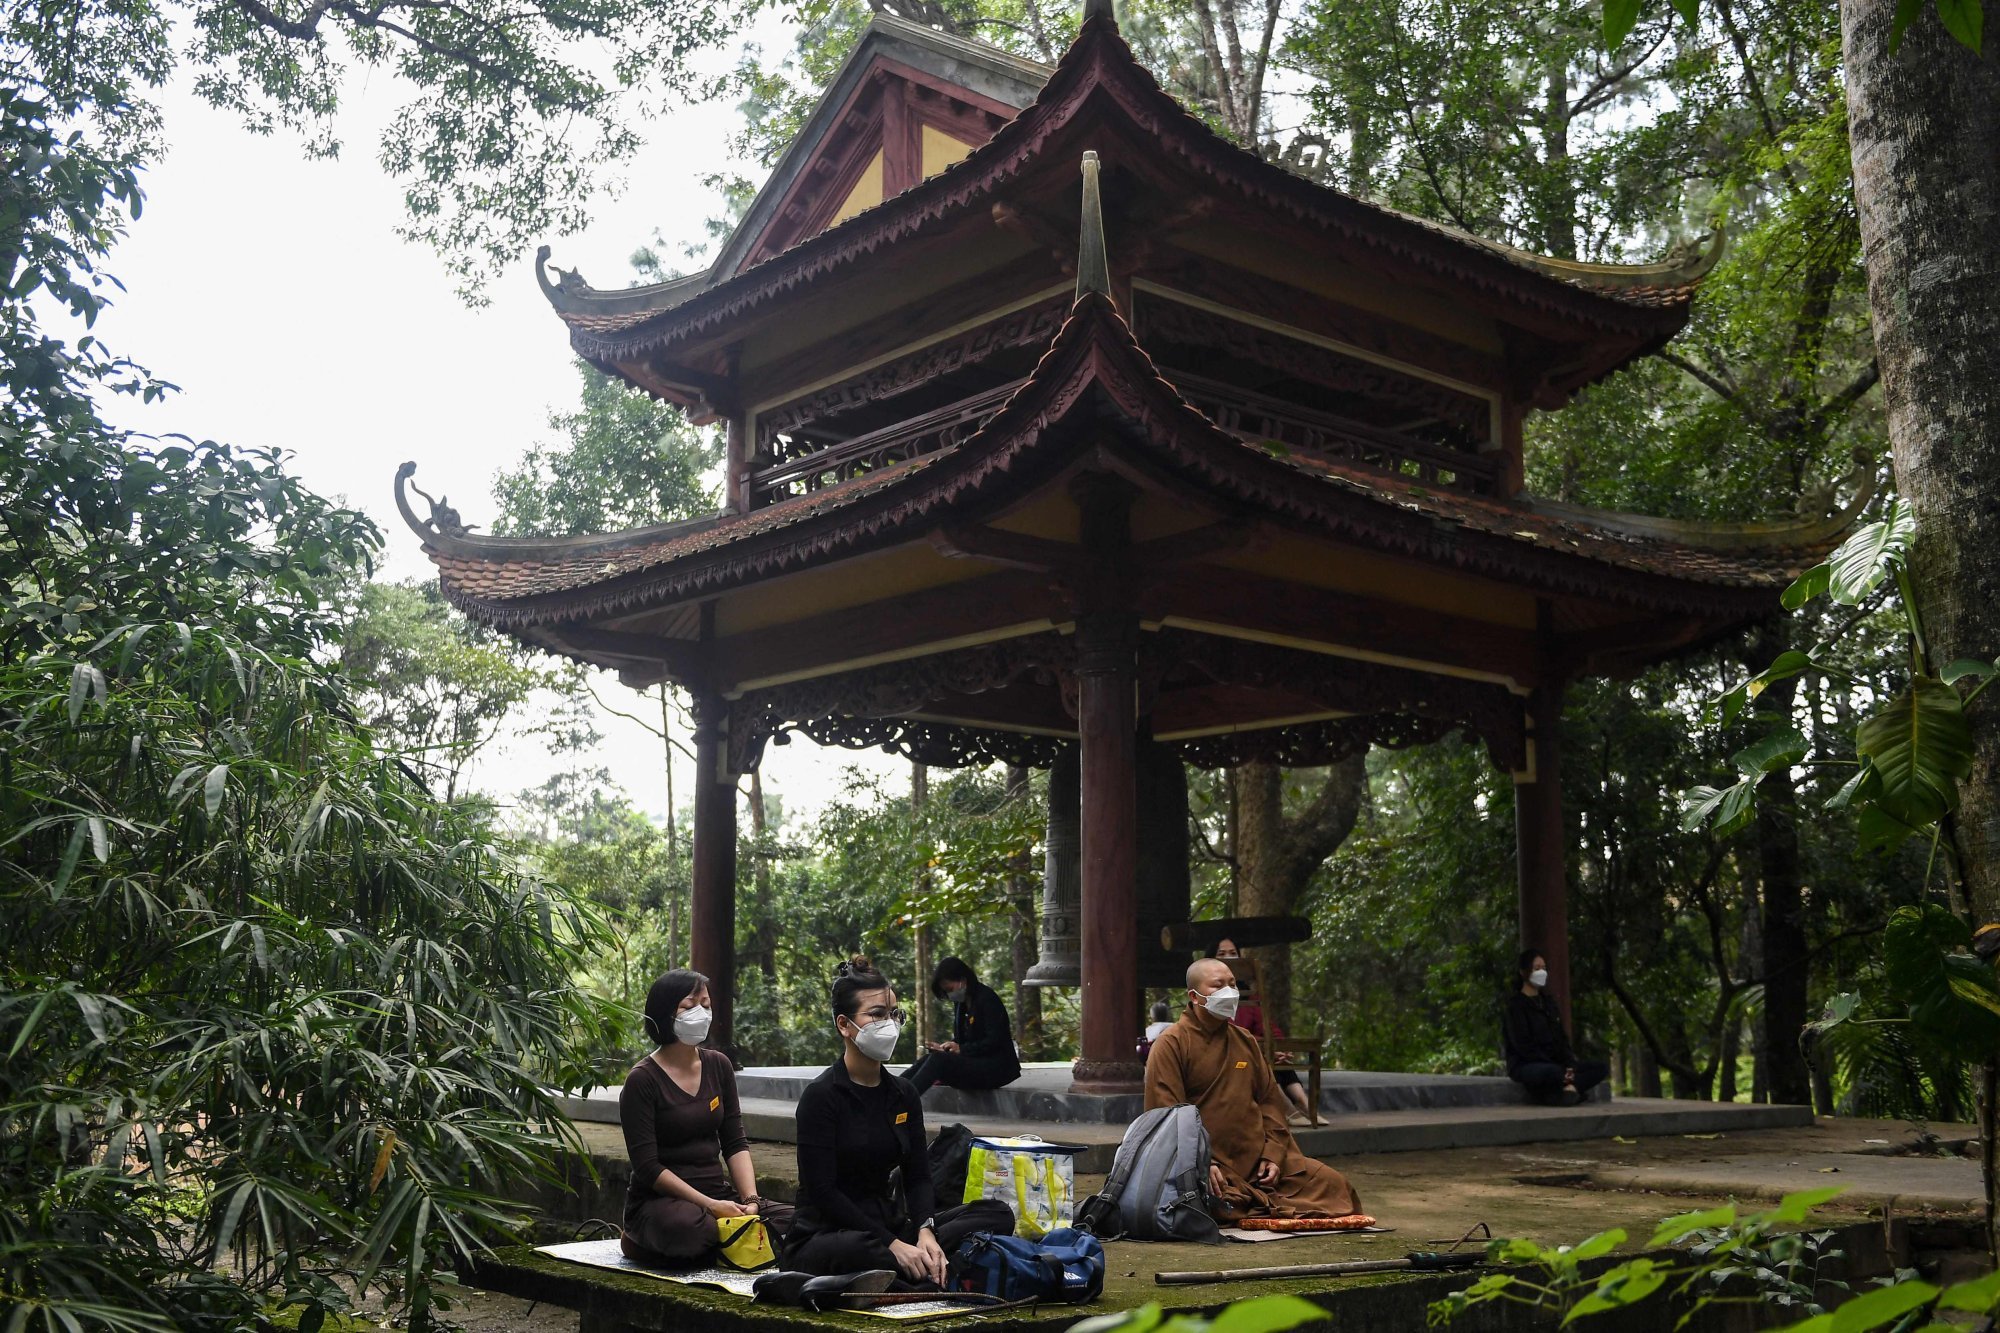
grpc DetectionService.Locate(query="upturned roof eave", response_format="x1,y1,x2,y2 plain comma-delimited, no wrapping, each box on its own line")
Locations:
415,295,1840,635
538,14,1713,359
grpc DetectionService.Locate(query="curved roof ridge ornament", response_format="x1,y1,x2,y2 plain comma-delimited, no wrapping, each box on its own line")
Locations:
1483,230,1727,293
535,242,718,315
1526,447,1878,551
1075,150,1111,302
395,462,474,545
396,462,727,559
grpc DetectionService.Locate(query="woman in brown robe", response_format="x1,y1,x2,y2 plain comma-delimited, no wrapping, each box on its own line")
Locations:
619,969,794,1265
1144,958,1363,1222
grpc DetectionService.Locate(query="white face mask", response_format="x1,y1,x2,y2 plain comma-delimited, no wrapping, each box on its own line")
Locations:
673,1004,712,1045
1529,969,1550,990
1199,986,1241,1021
850,1018,901,1062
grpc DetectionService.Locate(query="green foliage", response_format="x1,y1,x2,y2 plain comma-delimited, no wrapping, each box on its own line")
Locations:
1289,739,1520,1075
1688,502,1990,866
1287,0,1679,260
7,0,743,292
338,578,572,799
2,75,615,1333
3,627,617,1333
1069,1294,1330,1333
1427,1189,1912,1328
492,362,721,537
1602,0,1980,64
1428,1174,2000,1330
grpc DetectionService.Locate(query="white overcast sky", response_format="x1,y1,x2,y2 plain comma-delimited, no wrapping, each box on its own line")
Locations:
87,15,910,827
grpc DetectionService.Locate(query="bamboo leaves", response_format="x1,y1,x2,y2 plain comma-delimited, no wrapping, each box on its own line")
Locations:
4,624,618,1333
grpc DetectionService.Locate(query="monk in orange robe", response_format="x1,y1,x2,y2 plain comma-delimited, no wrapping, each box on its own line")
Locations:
1144,958,1364,1221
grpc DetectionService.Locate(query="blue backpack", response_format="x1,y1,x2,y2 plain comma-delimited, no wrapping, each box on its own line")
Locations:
949,1227,1105,1304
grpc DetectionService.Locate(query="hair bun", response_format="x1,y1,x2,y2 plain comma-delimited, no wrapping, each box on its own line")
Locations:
837,953,874,980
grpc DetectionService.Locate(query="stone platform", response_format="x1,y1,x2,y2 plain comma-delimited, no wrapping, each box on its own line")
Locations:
553,1063,1812,1172
483,1115,1983,1331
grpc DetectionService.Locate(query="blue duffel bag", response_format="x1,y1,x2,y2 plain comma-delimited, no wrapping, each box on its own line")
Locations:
949,1225,1105,1303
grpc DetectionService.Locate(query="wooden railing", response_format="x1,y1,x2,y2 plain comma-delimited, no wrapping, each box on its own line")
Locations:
748,371,1497,507
1165,371,1500,496
750,379,1026,506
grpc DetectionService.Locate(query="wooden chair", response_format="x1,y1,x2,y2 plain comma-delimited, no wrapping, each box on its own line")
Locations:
1229,957,1328,1126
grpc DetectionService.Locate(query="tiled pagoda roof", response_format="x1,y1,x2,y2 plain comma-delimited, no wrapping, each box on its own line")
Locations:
403,294,1859,632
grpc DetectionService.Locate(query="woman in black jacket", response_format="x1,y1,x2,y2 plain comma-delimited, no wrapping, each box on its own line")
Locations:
783,956,1014,1282
1501,947,1610,1105
902,957,1022,1096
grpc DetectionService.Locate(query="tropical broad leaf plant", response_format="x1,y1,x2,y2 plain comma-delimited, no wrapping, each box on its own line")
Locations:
1681,499,1991,866
1681,496,2000,1255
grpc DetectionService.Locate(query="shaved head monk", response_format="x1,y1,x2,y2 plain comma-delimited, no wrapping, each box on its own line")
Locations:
1144,957,1364,1222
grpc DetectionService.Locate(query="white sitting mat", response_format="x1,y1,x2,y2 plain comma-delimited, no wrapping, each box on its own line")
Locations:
534,1239,999,1321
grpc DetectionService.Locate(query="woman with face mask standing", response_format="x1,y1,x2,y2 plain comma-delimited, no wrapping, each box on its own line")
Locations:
784,956,1014,1282
1501,948,1611,1105
619,969,793,1266
902,957,1021,1096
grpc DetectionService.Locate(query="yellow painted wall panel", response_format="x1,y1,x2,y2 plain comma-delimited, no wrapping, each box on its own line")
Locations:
829,150,885,226
921,124,974,178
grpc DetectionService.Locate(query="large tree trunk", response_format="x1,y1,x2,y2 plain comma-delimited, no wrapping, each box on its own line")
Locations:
1005,765,1043,1059
1843,0,2000,923
912,762,934,1049
748,770,777,984
1842,0,2000,1257
1751,622,1813,1106
1230,753,1369,1028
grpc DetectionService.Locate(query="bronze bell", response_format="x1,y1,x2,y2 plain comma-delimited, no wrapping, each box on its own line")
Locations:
1024,740,1192,990
1025,746,1080,987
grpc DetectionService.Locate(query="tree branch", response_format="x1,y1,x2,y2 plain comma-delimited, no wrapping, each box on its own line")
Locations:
1807,359,1881,434
1661,350,1744,405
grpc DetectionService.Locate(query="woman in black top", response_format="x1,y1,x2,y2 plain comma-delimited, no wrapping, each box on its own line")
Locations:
1501,947,1609,1105
784,956,1014,1282
903,957,1021,1096
619,969,793,1265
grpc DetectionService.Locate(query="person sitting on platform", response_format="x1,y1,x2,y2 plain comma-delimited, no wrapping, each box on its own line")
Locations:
1146,957,1364,1223
1502,947,1610,1106
1209,938,1315,1125
1138,1000,1173,1058
619,969,793,1267
902,957,1021,1096
784,956,1014,1284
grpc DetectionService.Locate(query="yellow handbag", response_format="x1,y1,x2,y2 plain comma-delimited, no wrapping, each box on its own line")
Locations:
715,1213,777,1271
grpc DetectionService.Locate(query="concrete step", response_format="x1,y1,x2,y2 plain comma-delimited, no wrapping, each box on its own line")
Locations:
553,1089,1813,1174
724,1063,1590,1124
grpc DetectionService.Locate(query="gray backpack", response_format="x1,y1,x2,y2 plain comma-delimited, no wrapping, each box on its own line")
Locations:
1074,1104,1221,1243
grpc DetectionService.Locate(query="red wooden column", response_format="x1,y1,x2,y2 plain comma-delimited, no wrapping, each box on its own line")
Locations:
1514,682,1571,1027
689,690,739,1053
1070,473,1143,1093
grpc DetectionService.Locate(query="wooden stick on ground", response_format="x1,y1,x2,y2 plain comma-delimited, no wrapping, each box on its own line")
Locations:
1155,1253,1484,1286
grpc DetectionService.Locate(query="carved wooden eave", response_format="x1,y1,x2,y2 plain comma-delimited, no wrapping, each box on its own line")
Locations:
401,294,1849,652
532,11,1720,403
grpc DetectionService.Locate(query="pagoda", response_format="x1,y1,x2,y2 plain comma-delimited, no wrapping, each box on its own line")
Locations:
397,2,1868,1091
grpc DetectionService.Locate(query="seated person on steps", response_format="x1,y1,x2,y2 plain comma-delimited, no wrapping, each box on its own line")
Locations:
784,955,1014,1284
1138,1000,1173,1059
902,957,1021,1096
1210,937,1314,1125
1502,947,1610,1106
1145,957,1364,1223
619,969,794,1266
